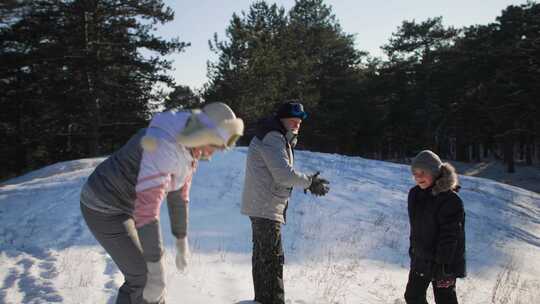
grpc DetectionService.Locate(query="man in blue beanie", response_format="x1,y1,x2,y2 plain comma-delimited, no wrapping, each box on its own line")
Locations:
241,100,330,304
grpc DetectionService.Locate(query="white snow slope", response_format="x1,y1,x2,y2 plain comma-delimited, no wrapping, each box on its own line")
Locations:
1,148,539,304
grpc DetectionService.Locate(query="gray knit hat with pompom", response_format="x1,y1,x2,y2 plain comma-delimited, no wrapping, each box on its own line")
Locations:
411,150,443,177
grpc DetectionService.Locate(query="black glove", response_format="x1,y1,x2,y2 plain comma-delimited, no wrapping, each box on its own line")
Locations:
305,171,330,196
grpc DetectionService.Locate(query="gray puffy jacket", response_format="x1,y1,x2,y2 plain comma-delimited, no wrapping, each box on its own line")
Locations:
241,118,311,223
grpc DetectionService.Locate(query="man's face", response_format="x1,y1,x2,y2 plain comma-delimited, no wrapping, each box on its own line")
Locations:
280,117,302,134
412,169,435,189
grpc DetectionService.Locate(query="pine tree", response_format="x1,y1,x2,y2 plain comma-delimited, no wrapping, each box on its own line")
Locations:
381,17,459,157
205,1,288,126
165,85,201,110
205,0,363,150
0,0,188,177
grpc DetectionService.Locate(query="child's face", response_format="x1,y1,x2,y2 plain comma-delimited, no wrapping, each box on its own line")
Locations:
413,169,435,189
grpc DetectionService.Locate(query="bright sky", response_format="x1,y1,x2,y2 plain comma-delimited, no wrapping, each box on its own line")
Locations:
158,0,528,90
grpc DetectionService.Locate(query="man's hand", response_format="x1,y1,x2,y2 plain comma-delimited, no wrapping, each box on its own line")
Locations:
305,172,330,196
175,237,190,271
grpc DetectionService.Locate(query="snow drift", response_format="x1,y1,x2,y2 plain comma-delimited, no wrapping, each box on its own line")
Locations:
1,148,539,303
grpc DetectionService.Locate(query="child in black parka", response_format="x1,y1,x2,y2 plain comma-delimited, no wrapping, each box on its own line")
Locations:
405,150,466,304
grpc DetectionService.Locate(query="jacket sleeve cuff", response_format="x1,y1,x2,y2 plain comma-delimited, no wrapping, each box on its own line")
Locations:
167,190,188,239
137,219,164,262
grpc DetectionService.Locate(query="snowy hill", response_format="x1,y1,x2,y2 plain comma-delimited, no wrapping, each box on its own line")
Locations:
1,148,539,304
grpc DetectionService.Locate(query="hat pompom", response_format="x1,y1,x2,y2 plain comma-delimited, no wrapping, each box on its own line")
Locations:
140,135,158,152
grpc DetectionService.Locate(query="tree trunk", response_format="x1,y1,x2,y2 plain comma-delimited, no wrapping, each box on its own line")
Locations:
456,137,468,162
519,140,525,161
381,139,389,160
483,141,490,158
15,136,27,175
472,142,480,162
537,142,540,163
15,98,27,174
526,143,532,166
449,137,456,160
85,11,101,156
525,135,532,166
504,133,515,173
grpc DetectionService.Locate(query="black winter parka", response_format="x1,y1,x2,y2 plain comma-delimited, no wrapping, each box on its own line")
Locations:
407,164,466,280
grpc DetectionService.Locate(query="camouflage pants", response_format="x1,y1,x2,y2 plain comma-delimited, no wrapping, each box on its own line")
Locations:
250,217,285,304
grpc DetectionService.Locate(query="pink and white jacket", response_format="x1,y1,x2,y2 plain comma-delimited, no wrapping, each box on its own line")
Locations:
134,111,197,228
81,110,197,262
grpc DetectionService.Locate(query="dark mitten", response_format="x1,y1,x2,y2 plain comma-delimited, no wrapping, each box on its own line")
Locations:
435,277,456,288
306,171,330,196
433,263,455,288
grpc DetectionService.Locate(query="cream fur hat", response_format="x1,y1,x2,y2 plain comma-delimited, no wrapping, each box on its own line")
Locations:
176,102,244,148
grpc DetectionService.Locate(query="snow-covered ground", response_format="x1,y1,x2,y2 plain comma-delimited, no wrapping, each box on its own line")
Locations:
0,148,539,304
452,160,540,194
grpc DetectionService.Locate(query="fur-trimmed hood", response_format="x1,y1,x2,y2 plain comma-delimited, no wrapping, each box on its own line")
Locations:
432,162,459,195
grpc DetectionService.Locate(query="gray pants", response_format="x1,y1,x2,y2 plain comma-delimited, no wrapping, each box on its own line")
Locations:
81,202,148,304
